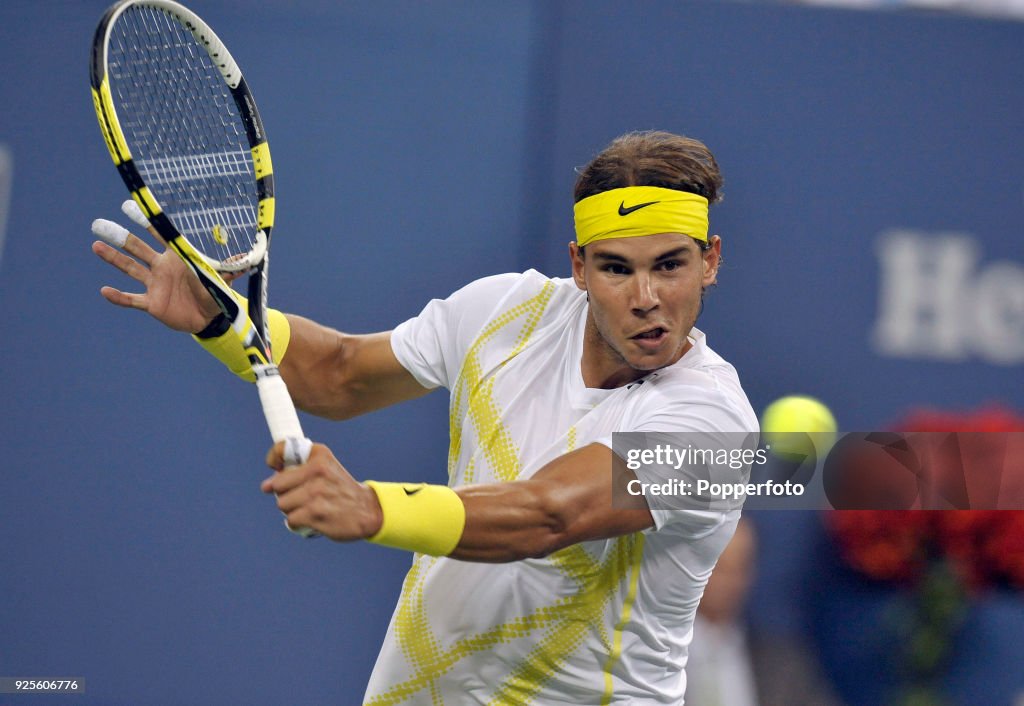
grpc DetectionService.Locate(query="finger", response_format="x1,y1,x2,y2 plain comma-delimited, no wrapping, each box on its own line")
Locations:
262,466,308,496
122,199,168,246
271,440,332,468
265,441,287,472
285,509,315,533
91,219,160,268
260,473,283,494
100,285,148,312
92,239,152,284
92,219,129,249
264,442,340,491
274,485,307,514
120,230,161,267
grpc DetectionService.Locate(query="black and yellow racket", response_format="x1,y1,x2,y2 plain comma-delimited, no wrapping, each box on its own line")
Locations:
90,0,315,536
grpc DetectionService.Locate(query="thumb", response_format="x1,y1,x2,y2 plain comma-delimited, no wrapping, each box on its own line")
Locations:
265,440,287,471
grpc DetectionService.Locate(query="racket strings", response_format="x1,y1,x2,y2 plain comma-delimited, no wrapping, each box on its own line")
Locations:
107,5,259,263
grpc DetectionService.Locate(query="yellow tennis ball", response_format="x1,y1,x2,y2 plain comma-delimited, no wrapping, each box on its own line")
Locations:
761,395,837,460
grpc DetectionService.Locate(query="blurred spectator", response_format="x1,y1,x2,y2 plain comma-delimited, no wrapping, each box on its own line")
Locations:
686,518,846,706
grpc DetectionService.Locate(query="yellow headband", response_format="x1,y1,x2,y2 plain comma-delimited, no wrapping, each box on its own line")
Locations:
573,186,709,247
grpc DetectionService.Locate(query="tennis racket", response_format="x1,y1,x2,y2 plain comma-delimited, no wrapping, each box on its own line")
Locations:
90,0,315,537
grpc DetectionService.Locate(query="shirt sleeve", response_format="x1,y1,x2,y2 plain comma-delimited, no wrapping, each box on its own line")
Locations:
604,375,758,535
390,273,526,390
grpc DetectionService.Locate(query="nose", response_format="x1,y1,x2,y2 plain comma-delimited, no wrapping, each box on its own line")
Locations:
630,272,658,315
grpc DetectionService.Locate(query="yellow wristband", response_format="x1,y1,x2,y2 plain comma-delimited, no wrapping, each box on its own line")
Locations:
191,298,291,382
364,481,466,556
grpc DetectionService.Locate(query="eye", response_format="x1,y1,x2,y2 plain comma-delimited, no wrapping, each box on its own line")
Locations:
657,259,684,272
602,263,630,275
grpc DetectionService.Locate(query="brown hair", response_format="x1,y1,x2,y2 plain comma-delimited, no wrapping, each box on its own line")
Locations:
573,130,723,205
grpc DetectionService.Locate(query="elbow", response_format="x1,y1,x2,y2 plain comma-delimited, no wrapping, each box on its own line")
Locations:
524,536,566,560
491,530,566,563
511,532,560,561
287,332,362,420
519,486,577,560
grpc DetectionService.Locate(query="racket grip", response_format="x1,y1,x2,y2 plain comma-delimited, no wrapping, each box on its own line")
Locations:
283,436,312,466
255,365,305,442
254,366,319,538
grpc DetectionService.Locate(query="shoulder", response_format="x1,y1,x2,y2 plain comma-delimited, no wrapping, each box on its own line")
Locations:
448,271,586,345
448,269,580,311
391,270,582,383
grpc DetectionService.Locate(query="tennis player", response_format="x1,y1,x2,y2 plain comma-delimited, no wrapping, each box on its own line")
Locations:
94,130,758,704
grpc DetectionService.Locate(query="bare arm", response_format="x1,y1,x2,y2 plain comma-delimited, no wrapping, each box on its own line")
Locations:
452,443,653,562
278,315,431,420
263,441,654,560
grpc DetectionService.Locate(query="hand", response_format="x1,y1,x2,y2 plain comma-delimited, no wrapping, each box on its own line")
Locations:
262,442,383,541
92,221,223,333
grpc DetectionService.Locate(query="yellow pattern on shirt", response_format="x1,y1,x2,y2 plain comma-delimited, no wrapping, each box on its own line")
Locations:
365,536,645,706
450,282,554,484
366,280,646,706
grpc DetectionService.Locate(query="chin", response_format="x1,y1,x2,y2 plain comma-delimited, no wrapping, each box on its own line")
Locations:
625,339,687,371
623,351,674,373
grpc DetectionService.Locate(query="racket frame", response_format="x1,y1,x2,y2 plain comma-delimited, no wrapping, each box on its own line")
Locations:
91,0,314,536
91,0,275,358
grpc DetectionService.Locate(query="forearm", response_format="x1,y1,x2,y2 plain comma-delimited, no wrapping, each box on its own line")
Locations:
279,315,430,420
266,443,653,558
450,480,569,562
448,445,654,563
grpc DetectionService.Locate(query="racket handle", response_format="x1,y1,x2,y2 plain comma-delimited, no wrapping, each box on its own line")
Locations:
282,436,312,466
254,365,319,538
255,365,304,442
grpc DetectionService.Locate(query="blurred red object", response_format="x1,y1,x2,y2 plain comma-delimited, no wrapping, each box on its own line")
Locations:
829,405,1024,592
892,406,1024,434
829,511,930,583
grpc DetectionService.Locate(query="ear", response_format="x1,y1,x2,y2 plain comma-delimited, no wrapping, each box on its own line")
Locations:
701,235,722,288
569,241,587,291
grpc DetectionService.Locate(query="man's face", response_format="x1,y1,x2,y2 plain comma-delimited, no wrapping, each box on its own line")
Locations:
571,232,721,387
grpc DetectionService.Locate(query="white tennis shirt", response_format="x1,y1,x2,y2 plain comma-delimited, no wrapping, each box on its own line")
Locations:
364,270,758,705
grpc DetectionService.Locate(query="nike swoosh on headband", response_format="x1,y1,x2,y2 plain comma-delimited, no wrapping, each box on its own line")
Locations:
618,200,660,216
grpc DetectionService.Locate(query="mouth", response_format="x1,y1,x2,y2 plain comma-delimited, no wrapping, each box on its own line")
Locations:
630,326,668,349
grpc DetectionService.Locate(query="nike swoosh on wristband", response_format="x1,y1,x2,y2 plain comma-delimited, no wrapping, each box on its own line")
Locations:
403,486,423,496
618,200,660,216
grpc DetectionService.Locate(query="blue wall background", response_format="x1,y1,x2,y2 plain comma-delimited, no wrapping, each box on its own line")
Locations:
0,1,1020,704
